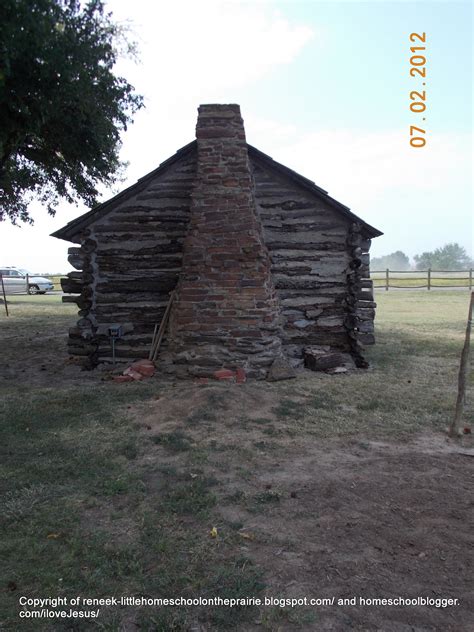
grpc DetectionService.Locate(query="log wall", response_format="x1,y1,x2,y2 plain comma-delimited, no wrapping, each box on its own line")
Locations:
61,145,376,369
250,157,355,366
62,150,196,364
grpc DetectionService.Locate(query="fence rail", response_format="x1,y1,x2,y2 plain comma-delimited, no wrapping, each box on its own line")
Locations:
371,269,473,290
15,272,474,293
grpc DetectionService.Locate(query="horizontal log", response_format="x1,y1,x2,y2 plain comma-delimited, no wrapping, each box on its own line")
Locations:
113,202,191,218
95,243,184,256
68,326,82,338
265,231,346,247
273,261,347,277
356,289,374,301
356,299,377,309
95,276,178,293
95,293,170,305
66,270,82,280
356,320,374,334
95,264,181,276
356,333,375,345
67,247,84,270
92,224,187,236
275,276,346,290
266,222,345,234
354,307,376,321
63,295,92,309
136,191,191,201
61,277,84,294
270,249,347,263
256,195,316,208
62,295,80,304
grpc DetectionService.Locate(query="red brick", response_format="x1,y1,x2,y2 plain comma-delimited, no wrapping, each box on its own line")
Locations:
236,368,246,383
214,369,235,379
123,368,144,381
130,360,155,377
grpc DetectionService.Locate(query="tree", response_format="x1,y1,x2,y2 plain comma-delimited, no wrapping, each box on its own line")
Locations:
414,243,472,271
0,0,143,223
371,250,411,271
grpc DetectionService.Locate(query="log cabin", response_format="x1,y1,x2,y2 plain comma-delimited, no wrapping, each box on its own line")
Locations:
52,104,382,378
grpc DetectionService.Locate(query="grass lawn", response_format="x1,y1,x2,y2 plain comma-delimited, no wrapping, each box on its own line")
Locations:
0,291,473,631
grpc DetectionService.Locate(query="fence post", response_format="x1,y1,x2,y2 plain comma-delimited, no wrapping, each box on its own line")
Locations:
427,268,431,290
448,292,474,437
385,268,389,291
0,273,9,316
470,269,473,291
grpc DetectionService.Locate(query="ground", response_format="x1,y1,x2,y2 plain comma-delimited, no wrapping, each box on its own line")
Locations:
0,291,473,631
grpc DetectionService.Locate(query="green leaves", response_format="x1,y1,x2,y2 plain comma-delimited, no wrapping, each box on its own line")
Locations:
0,0,144,223
414,243,472,271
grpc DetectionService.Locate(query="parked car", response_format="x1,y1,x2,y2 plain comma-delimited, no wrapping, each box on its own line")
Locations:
0,267,54,295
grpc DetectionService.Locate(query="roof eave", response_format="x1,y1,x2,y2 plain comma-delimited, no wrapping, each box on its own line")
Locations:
51,138,383,243
51,140,197,242
247,144,383,239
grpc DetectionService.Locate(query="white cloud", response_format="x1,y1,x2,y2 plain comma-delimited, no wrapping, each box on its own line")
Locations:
114,1,314,93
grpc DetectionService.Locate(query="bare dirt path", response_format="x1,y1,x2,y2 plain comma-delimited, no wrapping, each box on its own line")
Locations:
133,383,474,631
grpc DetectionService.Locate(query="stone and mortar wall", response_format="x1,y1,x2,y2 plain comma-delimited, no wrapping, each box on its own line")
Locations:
167,105,283,378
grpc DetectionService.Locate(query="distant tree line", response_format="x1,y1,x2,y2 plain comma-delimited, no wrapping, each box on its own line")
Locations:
372,243,473,271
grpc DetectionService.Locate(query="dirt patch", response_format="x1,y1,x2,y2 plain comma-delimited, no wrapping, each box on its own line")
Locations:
79,497,140,547
132,384,474,631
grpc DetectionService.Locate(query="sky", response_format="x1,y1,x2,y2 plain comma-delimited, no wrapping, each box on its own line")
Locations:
1,0,472,273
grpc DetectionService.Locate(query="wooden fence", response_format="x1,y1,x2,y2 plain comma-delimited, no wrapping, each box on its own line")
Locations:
43,271,474,292
371,269,473,290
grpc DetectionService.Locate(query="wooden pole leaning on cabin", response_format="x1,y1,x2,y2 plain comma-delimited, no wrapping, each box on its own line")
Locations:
448,291,474,438
0,274,9,316
148,323,159,361
150,291,176,362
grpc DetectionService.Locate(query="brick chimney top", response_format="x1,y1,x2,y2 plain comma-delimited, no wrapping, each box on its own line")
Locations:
195,104,246,141
198,103,241,115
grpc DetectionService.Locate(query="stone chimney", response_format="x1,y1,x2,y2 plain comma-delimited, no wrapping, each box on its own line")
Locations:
168,104,283,378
